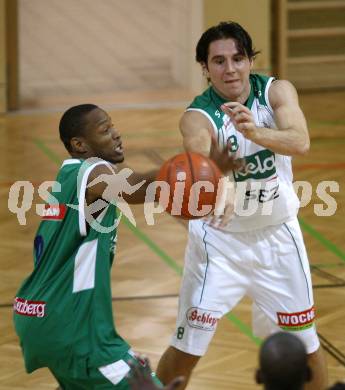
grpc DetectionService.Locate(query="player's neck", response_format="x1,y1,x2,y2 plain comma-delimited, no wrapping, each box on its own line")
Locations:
70,151,92,160
212,82,251,105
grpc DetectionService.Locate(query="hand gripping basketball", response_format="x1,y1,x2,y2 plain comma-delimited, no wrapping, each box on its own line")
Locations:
156,152,222,219
209,134,245,174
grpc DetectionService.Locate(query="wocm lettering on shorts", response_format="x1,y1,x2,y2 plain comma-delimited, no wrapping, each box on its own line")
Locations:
14,297,46,318
277,307,315,331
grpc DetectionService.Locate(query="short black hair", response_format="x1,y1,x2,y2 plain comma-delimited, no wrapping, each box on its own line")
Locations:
259,333,310,390
196,21,260,64
59,104,99,152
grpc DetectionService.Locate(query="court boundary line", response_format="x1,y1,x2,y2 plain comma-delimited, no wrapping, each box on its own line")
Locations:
318,334,345,366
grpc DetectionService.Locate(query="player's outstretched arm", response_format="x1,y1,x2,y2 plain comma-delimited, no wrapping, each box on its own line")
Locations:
180,110,243,174
119,167,158,204
180,110,242,228
86,164,158,205
179,110,213,157
220,80,310,156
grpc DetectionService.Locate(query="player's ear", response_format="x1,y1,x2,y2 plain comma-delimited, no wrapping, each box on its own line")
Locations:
255,369,263,384
249,56,254,70
70,137,89,154
201,62,209,78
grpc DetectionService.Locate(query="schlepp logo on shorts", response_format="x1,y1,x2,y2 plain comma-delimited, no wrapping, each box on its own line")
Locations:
42,204,66,220
277,307,315,331
186,307,221,331
14,297,46,318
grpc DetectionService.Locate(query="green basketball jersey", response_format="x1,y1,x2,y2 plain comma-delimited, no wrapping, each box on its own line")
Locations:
13,159,129,376
187,73,300,231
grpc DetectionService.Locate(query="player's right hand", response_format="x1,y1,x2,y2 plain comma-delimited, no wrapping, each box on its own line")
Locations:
209,134,244,175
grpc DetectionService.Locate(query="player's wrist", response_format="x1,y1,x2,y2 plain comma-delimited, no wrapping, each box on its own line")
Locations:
249,126,261,143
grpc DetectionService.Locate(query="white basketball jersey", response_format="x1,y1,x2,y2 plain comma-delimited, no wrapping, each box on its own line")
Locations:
187,74,300,232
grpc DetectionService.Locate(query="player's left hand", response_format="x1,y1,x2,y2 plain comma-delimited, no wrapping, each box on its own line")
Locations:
127,356,184,390
207,176,236,229
221,102,259,141
209,202,234,229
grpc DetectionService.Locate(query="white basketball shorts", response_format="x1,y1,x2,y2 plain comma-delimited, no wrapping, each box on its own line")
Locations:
170,217,320,355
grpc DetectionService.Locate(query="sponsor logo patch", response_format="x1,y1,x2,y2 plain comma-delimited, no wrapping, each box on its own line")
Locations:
13,297,46,318
277,307,315,331
186,307,221,331
42,204,66,220
234,149,276,182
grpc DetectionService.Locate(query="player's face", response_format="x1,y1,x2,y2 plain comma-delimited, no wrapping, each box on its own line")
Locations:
205,38,253,103
83,108,124,164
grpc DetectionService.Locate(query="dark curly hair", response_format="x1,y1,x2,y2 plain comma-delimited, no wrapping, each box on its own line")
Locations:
196,21,260,65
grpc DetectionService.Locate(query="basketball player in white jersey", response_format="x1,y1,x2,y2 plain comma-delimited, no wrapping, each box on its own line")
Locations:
156,21,327,390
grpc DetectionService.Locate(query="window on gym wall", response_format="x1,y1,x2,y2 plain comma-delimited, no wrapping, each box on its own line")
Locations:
19,0,198,110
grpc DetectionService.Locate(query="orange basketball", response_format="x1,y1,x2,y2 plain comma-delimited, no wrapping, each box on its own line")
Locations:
156,152,222,219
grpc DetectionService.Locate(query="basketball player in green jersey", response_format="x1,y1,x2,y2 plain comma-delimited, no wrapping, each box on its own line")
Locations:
13,104,170,389
156,22,327,390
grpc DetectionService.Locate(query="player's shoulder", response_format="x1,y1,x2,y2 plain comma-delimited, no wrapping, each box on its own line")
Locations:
59,158,82,171
59,158,113,184
268,79,299,108
270,79,297,93
56,159,83,184
185,87,224,131
247,73,276,109
180,109,213,134
86,160,115,185
188,86,214,111
250,73,272,86
250,73,275,93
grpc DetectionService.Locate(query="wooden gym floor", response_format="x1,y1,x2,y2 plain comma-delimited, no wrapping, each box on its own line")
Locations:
0,90,345,389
